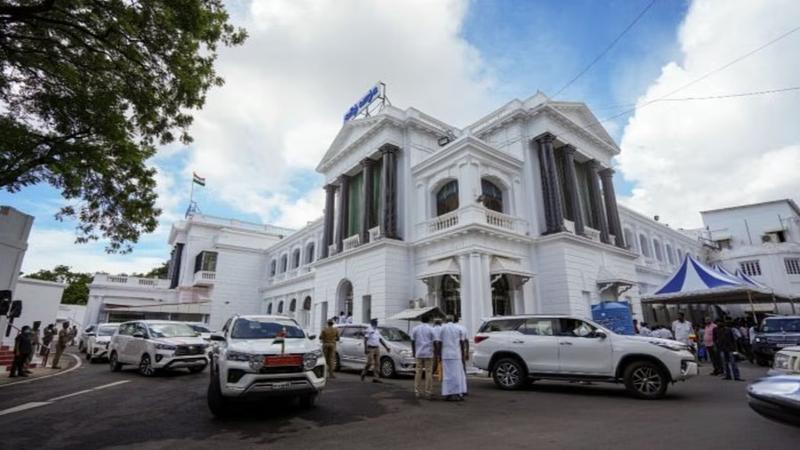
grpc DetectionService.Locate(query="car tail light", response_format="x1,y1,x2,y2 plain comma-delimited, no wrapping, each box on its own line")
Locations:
474,335,489,344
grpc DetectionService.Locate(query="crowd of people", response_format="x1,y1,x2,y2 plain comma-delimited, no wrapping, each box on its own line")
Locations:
318,314,469,401
8,321,78,378
635,312,755,382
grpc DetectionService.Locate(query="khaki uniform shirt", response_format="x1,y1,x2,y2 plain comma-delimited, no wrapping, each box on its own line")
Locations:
57,328,69,349
320,326,339,345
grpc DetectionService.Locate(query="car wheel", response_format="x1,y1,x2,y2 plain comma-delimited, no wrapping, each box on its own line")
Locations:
299,393,318,409
109,351,122,372
189,364,207,374
492,357,526,390
139,354,156,377
624,361,668,399
207,370,231,417
380,357,396,378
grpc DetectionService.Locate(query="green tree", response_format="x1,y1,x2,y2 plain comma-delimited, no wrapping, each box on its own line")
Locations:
132,261,169,279
24,264,92,305
0,0,246,252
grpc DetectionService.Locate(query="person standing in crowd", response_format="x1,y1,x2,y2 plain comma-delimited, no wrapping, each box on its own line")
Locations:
52,322,70,369
319,319,339,379
672,312,693,346
638,322,652,337
410,315,436,399
704,317,722,375
69,325,78,346
40,324,55,367
337,311,346,325
434,315,468,401
633,319,640,335
715,319,744,381
345,312,353,324
360,318,390,382
432,317,444,382
31,322,42,356
9,326,33,378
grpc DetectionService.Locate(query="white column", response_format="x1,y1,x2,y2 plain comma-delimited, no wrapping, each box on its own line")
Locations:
480,253,492,321
523,279,537,314
458,253,474,334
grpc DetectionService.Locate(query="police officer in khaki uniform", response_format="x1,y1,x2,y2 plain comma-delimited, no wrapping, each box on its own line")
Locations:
52,322,70,369
319,319,339,378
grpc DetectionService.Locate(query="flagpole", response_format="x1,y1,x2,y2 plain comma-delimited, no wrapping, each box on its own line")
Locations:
190,173,195,205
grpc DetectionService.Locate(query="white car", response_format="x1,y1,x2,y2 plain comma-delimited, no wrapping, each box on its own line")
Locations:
85,323,119,362
207,315,325,417
768,345,800,376
186,323,213,341
108,320,209,376
473,315,698,399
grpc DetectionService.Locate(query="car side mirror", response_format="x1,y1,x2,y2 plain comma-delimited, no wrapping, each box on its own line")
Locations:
209,333,225,341
593,331,607,339
308,334,317,340
132,332,145,339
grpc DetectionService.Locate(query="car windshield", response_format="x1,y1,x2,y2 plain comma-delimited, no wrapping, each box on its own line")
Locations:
762,318,800,333
97,326,117,336
231,319,305,339
378,327,410,342
189,324,210,333
147,323,198,338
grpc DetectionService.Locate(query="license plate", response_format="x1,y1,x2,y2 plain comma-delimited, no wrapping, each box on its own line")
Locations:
271,381,291,390
264,355,302,367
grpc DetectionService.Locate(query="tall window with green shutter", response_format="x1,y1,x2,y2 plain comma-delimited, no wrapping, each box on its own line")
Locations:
371,159,382,229
347,171,363,237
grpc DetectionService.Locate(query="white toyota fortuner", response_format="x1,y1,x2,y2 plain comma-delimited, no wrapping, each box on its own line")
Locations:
473,315,698,399
108,320,209,376
207,315,325,417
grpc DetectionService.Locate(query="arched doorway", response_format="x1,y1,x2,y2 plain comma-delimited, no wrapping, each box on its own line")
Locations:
336,279,354,318
440,275,461,318
491,275,512,316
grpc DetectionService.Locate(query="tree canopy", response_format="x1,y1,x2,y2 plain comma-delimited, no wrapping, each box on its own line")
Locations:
24,264,92,305
0,0,246,252
132,260,168,279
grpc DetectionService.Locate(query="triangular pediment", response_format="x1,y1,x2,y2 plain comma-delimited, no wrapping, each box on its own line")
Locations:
315,116,386,172
549,102,618,149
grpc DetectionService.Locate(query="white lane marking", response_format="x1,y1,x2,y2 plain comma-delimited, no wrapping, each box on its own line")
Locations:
0,353,83,389
0,401,52,417
47,380,131,402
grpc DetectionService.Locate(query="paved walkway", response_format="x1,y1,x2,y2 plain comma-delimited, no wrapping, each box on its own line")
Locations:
0,348,80,387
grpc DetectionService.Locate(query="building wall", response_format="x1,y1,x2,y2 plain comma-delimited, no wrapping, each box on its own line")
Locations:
0,206,33,292
10,278,64,334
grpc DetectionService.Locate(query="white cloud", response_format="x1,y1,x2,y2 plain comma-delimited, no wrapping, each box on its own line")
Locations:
183,0,494,228
617,0,800,228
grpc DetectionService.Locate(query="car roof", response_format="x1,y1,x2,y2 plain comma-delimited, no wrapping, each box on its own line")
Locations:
483,315,575,321
96,323,119,327
237,315,298,322
122,320,192,325
764,316,800,320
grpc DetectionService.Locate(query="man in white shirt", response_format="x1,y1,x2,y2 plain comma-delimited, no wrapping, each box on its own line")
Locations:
672,313,693,345
361,319,390,382
434,315,468,401
338,311,346,326
410,316,436,399
639,322,652,337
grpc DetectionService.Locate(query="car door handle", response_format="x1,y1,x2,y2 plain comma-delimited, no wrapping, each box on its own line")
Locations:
512,340,524,344
560,342,573,346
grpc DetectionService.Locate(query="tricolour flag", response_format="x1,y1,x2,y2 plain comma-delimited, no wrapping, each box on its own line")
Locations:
192,172,206,186
272,328,286,354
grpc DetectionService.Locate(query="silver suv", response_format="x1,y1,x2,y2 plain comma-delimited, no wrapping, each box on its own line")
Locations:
334,324,415,377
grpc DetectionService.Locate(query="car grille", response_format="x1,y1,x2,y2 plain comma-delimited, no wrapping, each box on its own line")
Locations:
259,365,304,374
175,345,205,356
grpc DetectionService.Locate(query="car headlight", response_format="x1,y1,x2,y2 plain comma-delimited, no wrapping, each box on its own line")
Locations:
155,343,177,351
773,354,791,370
649,340,689,352
226,351,252,362
754,337,764,343
304,350,322,370
400,349,413,358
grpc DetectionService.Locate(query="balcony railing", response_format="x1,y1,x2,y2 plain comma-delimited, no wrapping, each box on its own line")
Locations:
343,234,361,251
418,205,528,239
328,244,338,256
93,273,171,289
193,270,216,286
369,226,382,242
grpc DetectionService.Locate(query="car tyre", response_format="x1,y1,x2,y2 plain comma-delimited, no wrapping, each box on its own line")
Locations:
188,364,207,374
492,357,526,390
380,357,396,378
207,371,231,418
109,351,122,372
139,354,156,377
299,393,318,409
624,360,668,400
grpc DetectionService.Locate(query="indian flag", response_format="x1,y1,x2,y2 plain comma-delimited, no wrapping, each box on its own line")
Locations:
272,328,286,354
192,172,206,186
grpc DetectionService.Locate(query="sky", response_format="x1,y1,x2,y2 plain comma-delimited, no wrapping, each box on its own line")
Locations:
2,0,799,275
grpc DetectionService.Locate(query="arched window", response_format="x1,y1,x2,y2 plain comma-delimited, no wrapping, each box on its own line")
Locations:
267,303,273,314
639,235,651,257
280,254,288,273
292,248,301,268
666,244,674,264
440,275,461,318
623,229,635,252
653,239,663,261
436,180,459,216
480,179,504,213
289,298,297,312
269,259,276,277
303,296,312,310
277,301,284,314
305,242,315,264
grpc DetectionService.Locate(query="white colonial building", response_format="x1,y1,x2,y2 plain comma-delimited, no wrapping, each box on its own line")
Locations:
88,93,705,334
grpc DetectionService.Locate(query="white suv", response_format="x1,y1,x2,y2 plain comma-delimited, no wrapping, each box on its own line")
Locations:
85,323,119,362
207,315,325,417
473,315,698,399
108,320,209,376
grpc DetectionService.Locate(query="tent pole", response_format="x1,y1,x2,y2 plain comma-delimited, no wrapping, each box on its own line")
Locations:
747,290,757,323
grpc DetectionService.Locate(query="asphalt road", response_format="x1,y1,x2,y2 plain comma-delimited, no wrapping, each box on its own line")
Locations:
1,350,798,449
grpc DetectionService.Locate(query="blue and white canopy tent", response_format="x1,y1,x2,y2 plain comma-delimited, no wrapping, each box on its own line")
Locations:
642,255,797,320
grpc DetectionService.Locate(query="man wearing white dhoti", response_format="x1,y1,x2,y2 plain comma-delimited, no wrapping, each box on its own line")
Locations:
435,316,468,401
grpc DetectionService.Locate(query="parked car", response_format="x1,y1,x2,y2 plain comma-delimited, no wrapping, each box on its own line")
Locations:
753,316,800,366
186,323,213,341
769,345,800,376
108,320,209,376
207,315,325,417
472,315,698,399
85,323,119,362
334,324,415,377
78,324,96,353
747,375,800,427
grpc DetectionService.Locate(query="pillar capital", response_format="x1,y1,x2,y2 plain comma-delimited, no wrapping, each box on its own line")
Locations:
336,174,350,185
599,167,615,179
324,183,337,193
360,157,375,168
533,132,557,145
379,143,400,154
560,144,577,156
588,159,604,172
